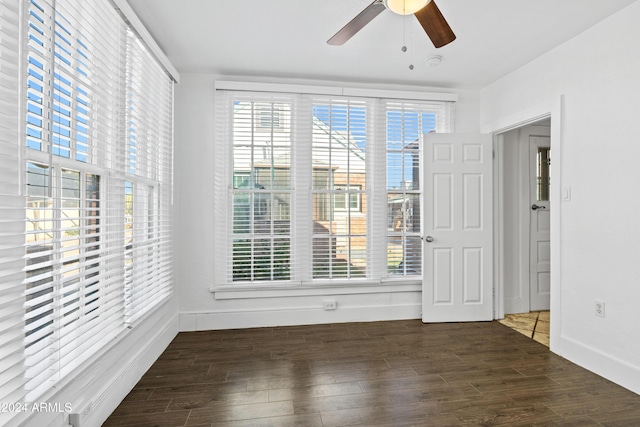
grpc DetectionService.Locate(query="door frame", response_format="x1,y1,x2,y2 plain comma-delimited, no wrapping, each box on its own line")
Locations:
494,125,551,314
483,96,563,351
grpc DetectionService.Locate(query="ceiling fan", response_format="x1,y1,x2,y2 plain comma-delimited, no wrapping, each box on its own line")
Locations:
327,0,456,48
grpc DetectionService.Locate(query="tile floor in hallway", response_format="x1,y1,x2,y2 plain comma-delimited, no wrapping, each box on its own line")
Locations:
499,311,550,347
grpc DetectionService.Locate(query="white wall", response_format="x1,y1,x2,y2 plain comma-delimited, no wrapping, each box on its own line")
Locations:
174,74,481,331
481,0,640,394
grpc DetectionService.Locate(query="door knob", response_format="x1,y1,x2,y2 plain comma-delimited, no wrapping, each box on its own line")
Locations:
424,236,434,242
531,204,546,210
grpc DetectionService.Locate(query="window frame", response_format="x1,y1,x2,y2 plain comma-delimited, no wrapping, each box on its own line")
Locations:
24,161,107,392
213,85,455,292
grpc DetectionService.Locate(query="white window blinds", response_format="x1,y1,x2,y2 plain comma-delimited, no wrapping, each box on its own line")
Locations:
385,101,453,276
0,0,174,421
23,0,129,402
311,99,369,279
123,28,174,324
215,88,454,287
229,96,294,282
0,0,25,408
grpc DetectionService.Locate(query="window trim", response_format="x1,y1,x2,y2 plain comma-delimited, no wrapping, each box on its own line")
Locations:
214,80,458,102
111,0,180,82
211,280,422,299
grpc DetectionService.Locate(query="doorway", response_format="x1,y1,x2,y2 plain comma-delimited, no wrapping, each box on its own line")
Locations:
497,119,551,328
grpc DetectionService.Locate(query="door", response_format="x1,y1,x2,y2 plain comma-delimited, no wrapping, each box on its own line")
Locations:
529,136,551,310
422,133,493,322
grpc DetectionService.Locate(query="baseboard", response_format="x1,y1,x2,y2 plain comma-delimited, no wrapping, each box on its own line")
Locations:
179,303,422,331
560,335,640,395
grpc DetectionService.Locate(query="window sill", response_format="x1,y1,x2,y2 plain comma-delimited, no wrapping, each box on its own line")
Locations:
210,278,422,300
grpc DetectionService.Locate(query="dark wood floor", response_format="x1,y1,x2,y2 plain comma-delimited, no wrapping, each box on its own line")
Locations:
104,320,640,426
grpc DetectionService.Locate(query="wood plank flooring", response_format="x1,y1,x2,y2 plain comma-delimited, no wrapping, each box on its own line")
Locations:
104,320,640,426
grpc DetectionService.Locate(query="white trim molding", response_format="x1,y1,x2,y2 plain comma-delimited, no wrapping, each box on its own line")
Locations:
110,0,180,83
212,282,421,299
484,96,563,355
214,80,458,102
180,302,422,332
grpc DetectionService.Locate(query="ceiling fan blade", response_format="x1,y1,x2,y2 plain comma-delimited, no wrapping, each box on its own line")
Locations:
327,0,386,46
414,0,456,48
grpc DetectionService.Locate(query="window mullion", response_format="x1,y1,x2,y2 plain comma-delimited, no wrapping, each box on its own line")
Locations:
213,92,231,285
292,95,312,282
50,166,62,386
368,99,388,281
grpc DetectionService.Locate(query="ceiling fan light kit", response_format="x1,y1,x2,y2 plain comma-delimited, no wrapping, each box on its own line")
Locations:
383,0,430,15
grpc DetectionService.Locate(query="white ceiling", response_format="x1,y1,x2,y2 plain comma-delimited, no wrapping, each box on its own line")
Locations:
127,0,636,89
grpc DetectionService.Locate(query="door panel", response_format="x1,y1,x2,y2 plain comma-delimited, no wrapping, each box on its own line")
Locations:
434,248,453,303
423,134,493,322
463,174,483,229
433,174,453,229
463,247,483,302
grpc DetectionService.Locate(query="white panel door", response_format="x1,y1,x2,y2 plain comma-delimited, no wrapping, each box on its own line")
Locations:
529,136,551,311
422,133,493,322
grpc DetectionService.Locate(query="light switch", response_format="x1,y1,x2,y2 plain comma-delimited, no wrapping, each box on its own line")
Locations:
562,186,571,201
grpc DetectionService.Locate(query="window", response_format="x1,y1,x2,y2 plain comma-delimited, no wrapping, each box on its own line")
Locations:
123,27,174,322
0,0,174,416
25,164,103,397
334,186,362,212
231,99,292,282
215,88,454,286
536,147,551,201
21,0,130,400
312,100,367,279
256,104,285,131
386,102,442,275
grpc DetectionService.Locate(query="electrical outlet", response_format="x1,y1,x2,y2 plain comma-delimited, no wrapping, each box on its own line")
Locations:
323,300,337,310
595,300,605,318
